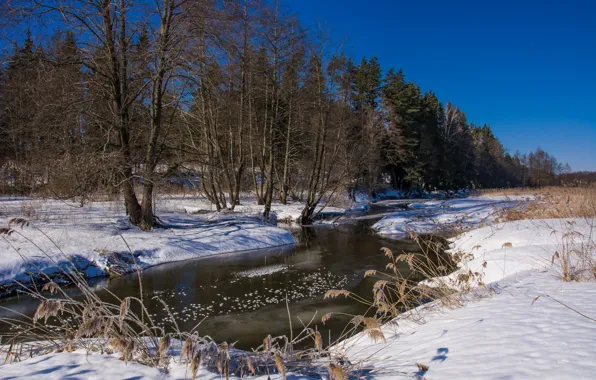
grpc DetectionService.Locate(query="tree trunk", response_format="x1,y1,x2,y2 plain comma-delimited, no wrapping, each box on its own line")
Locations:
280,101,292,204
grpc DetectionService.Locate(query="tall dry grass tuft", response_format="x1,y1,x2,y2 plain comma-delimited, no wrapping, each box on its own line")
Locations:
217,342,230,380
274,352,286,380
324,235,477,349
547,220,596,282
158,333,171,360
314,330,323,352
33,299,64,324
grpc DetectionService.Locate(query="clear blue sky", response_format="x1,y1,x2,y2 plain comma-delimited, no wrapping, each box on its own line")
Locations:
287,0,596,171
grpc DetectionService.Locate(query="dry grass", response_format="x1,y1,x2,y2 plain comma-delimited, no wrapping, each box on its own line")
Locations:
546,219,596,282
482,187,596,220
323,234,482,349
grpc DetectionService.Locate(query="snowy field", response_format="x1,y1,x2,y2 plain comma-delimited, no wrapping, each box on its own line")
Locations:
0,338,313,380
0,196,296,291
338,270,596,379
442,217,596,286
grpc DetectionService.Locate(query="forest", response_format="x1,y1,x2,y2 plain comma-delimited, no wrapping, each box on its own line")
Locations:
0,0,574,228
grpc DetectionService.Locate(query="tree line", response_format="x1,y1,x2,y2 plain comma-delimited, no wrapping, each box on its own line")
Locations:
0,0,571,228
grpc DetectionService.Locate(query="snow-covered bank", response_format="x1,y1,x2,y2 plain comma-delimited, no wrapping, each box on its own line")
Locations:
172,195,345,224
1,351,167,379
443,217,596,286
0,341,311,380
371,195,529,237
337,217,596,379
339,270,596,379
0,197,294,293
3,193,595,379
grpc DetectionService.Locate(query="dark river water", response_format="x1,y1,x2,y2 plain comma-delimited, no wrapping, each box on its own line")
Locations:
0,202,441,350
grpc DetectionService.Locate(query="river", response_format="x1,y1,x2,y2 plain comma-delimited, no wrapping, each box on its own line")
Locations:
0,201,444,350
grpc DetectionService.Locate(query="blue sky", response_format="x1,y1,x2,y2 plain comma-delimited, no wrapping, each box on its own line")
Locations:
287,0,596,171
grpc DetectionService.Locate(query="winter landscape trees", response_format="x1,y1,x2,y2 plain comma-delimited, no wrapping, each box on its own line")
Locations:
0,0,578,228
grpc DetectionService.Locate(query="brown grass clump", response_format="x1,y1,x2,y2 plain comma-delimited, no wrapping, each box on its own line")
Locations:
41,282,60,295
217,342,230,380
109,336,136,361
314,330,323,351
262,334,272,352
274,352,286,380
416,362,429,372
119,297,130,328
322,235,474,352
33,299,64,324
324,289,351,299
158,334,171,359
329,362,349,380
549,221,596,282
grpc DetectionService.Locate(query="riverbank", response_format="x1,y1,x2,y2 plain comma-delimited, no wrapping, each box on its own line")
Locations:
0,196,297,297
369,194,530,237
337,216,596,379
0,190,465,295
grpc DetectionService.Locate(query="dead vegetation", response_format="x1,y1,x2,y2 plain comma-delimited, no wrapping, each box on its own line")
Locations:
482,186,596,220
323,234,482,347
546,219,596,282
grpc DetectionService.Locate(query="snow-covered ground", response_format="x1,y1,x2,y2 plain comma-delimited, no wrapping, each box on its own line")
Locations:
0,341,311,380
161,195,346,223
1,350,169,379
0,196,295,291
338,270,596,379
442,217,596,286
337,217,596,379
371,195,530,238
2,194,596,379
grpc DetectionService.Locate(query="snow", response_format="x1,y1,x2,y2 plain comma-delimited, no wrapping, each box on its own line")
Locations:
0,196,295,289
337,216,596,379
172,195,345,224
338,270,596,379
235,264,288,278
3,193,596,379
0,344,312,380
371,195,529,238
442,217,596,286
0,351,163,379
